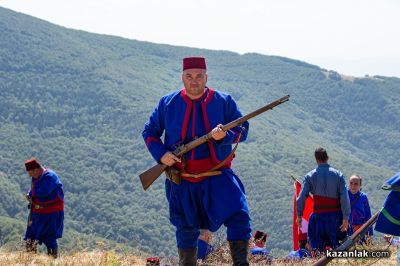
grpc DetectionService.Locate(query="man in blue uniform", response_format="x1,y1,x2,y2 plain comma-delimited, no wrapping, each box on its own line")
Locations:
24,158,64,258
296,148,350,251
142,57,251,265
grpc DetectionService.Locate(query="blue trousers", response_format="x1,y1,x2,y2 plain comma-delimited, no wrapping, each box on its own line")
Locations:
166,169,251,249
308,211,347,251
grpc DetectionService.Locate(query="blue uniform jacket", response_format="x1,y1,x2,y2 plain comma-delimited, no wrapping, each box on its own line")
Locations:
296,164,350,218
142,87,249,167
348,190,373,235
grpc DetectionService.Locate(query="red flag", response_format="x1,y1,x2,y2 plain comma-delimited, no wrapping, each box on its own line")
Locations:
293,179,314,250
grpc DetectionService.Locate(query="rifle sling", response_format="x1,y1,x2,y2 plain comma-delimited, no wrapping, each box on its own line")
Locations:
180,171,222,178
182,127,243,176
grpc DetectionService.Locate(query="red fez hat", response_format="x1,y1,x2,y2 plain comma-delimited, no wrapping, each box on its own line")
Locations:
182,57,206,71
24,158,41,171
254,230,267,241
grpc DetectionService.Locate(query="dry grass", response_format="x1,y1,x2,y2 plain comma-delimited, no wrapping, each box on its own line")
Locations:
0,244,398,265
202,240,398,266
0,250,146,266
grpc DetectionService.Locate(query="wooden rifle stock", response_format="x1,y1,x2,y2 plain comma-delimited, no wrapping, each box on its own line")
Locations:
139,94,290,191
312,210,380,266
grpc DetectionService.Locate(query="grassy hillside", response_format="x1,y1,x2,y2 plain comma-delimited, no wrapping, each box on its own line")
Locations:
0,244,398,266
0,6,399,256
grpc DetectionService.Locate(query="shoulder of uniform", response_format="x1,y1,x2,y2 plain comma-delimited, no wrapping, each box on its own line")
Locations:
210,88,233,100
159,90,182,105
309,168,317,176
305,169,316,180
44,169,56,176
329,166,344,176
162,90,181,100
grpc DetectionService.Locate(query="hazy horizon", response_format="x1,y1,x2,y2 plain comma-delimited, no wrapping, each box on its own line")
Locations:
1,0,399,77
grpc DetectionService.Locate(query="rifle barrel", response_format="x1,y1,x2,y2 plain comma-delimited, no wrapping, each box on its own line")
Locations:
312,211,380,266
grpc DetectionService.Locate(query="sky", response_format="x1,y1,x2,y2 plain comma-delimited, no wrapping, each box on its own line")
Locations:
1,0,399,77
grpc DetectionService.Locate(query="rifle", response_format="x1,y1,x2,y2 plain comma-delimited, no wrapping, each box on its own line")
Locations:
24,193,33,227
28,201,33,227
25,177,34,227
139,94,290,191
312,210,380,266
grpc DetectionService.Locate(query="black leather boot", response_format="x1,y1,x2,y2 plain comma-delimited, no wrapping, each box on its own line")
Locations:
47,248,58,258
229,240,249,266
25,239,37,253
178,247,197,266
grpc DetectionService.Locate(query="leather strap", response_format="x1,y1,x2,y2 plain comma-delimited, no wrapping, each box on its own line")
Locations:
180,171,222,178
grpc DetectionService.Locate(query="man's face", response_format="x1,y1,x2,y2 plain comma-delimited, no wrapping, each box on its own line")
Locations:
27,168,42,179
182,68,207,99
349,177,361,194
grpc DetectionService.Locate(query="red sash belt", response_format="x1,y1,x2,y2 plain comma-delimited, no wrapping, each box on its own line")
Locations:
313,195,341,214
32,197,64,214
175,157,230,183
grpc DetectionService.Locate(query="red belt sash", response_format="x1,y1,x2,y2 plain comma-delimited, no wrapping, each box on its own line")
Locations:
313,195,341,214
175,157,231,183
32,196,64,214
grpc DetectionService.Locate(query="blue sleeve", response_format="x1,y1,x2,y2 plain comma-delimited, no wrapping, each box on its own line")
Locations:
364,195,373,236
34,174,58,198
339,173,350,219
216,95,249,145
142,98,169,163
296,175,311,216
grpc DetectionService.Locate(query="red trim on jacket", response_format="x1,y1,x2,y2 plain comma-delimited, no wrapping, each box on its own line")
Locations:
180,89,192,142
201,88,220,164
313,195,341,214
145,136,161,148
191,99,196,160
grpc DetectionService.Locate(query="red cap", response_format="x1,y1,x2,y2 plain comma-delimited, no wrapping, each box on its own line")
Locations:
254,230,267,241
24,158,41,171
146,257,160,263
182,57,206,71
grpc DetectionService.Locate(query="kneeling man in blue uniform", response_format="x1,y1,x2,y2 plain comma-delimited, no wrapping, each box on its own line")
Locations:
24,158,64,258
143,57,251,265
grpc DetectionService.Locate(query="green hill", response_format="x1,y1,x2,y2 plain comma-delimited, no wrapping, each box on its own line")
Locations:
0,6,399,256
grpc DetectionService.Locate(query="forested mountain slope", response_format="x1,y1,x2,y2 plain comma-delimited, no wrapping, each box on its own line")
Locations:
0,6,399,255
